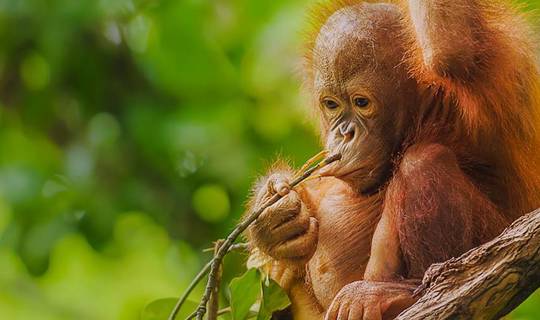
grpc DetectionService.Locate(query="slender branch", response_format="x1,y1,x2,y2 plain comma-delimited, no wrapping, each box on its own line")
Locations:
228,243,249,252
184,311,197,320
396,208,540,319
168,243,249,320
203,243,249,253
190,153,342,320
207,240,224,320
217,307,231,316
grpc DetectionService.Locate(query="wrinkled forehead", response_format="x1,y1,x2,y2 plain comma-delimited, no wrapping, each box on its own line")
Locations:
312,3,403,88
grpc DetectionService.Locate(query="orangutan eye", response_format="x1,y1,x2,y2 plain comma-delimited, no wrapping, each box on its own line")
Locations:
322,98,339,110
354,97,370,108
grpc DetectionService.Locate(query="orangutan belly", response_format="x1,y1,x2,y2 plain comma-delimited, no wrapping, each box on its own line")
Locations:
300,179,383,309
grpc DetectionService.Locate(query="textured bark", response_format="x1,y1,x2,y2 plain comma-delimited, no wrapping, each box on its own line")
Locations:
396,208,540,320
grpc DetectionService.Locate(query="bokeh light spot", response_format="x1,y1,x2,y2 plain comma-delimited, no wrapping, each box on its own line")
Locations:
65,145,94,182
192,184,230,223
124,14,151,53
42,179,67,198
176,151,205,178
88,112,121,148
20,52,50,91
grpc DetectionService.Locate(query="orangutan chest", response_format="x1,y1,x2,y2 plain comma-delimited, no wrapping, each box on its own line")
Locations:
306,193,382,308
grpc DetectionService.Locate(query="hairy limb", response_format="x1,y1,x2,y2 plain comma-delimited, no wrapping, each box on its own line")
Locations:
365,143,507,280
363,199,403,281
404,0,498,81
324,144,507,319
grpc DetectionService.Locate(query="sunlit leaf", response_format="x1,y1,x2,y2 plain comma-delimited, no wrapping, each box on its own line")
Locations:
141,298,197,320
229,268,261,320
20,52,50,90
88,113,121,148
257,279,290,320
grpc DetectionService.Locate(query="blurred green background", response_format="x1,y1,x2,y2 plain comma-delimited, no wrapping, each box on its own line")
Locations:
0,0,538,319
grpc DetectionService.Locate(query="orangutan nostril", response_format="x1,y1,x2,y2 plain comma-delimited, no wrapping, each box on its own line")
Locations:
339,123,356,142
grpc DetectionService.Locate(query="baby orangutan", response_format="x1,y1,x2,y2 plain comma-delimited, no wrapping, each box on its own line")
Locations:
246,0,540,319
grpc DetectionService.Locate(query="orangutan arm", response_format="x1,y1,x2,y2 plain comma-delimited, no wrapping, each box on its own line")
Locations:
325,144,508,320
405,0,500,81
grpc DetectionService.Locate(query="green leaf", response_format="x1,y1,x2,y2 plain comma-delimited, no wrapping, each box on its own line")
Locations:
257,279,291,320
229,268,261,320
141,298,197,320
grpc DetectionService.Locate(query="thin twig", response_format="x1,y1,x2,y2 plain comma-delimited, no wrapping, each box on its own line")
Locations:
217,307,231,316
185,311,197,320
292,150,328,180
169,262,211,320
190,153,342,320
202,243,249,253
207,240,224,320
168,244,249,320
229,243,249,252
186,308,231,320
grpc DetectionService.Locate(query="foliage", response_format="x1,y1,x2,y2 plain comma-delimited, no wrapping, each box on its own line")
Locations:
142,299,197,320
139,268,290,320
257,276,291,320
229,268,261,320
0,0,538,319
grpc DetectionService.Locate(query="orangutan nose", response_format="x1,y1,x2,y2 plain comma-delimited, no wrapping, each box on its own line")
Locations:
338,122,356,143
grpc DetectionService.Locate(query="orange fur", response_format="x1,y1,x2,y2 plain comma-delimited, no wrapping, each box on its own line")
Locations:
403,0,540,218
303,0,540,219
247,2,540,318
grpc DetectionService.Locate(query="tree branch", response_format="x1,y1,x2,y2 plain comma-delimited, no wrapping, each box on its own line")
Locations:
397,208,540,319
207,240,224,320
168,243,248,320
